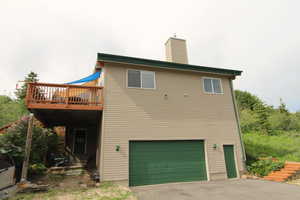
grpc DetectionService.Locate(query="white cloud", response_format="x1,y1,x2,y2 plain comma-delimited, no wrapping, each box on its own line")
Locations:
0,0,299,111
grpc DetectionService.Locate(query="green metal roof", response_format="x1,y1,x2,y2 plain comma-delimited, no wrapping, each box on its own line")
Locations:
97,53,242,76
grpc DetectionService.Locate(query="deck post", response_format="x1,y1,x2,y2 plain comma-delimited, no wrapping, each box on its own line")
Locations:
20,113,34,183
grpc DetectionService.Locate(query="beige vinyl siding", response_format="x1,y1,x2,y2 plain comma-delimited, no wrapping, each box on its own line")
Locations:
100,62,244,182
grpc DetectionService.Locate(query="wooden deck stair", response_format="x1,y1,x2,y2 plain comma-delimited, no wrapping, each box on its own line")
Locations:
263,162,300,182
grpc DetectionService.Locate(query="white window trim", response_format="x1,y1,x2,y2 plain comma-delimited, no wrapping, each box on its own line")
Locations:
126,69,156,90
202,77,224,94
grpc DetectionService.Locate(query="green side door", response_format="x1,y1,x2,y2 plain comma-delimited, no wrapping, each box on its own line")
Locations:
129,140,207,186
223,145,237,178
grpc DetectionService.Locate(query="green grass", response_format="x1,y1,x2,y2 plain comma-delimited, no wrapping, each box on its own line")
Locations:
8,182,135,200
99,181,115,189
243,131,300,162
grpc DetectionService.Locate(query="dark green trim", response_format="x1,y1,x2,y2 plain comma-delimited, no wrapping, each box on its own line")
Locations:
97,53,242,76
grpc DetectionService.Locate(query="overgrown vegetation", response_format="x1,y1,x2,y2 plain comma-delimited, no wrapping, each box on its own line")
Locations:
0,95,28,127
243,132,300,162
236,90,300,176
247,157,285,177
0,71,37,128
0,118,58,178
0,72,58,179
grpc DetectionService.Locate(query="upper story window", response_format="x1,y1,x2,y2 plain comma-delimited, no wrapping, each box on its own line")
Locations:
203,77,223,94
127,69,155,89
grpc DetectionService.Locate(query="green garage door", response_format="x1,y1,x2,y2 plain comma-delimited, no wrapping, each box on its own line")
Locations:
129,140,207,186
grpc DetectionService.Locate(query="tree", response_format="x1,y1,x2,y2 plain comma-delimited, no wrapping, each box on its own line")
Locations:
0,95,28,127
289,113,300,131
0,95,12,104
235,90,263,111
0,72,39,127
278,98,289,113
15,71,39,100
255,102,272,134
268,112,292,131
235,90,271,134
240,109,260,133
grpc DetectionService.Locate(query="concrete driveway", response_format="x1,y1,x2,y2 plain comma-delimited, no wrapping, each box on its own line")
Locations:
132,179,300,200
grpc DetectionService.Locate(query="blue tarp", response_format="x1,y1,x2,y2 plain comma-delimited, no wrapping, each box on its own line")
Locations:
65,71,101,84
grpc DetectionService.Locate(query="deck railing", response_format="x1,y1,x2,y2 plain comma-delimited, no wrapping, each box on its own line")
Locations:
26,82,103,110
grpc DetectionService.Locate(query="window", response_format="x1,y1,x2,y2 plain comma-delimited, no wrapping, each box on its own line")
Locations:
203,78,223,94
128,70,141,88
127,69,155,89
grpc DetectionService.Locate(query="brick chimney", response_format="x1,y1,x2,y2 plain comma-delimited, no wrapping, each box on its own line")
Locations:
165,37,188,64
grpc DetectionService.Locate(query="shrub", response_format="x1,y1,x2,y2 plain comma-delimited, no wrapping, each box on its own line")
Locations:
247,158,284,177
28,163,47,176
268,112,292,131
0,97,28,128
0,117,58,179
289,114,300,131
240,109,260,133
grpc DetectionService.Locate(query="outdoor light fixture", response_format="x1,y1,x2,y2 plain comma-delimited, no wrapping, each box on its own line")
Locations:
115,145,120,152
164,94,168,100
213,144,218,149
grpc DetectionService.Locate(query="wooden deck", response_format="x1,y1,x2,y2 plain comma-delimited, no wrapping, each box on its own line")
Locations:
26,82,103,111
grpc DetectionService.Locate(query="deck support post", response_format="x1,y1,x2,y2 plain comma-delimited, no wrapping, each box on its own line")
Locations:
20,113,34,183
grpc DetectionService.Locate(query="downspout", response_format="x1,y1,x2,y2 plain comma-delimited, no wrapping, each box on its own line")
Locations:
229,79,247,171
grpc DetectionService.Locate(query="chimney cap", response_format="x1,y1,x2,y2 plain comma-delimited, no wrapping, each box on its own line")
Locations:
164,37,186,45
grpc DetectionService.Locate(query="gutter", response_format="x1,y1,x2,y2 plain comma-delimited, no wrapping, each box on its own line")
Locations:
229,80,247,171
97,53,242,76
99,59,238,78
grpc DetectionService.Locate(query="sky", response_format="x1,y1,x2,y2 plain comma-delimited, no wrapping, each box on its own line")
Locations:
0,0,299,112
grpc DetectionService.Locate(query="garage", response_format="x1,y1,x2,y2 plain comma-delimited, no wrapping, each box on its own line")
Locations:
129,140,207,186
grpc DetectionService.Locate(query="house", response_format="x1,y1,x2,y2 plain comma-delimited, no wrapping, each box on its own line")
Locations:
25,37,245,186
